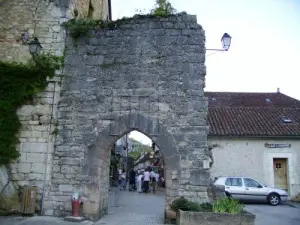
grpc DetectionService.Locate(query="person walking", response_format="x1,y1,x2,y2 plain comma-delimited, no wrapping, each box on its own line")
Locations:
129,169,136,191
150,168,157,193
120,170,127,191
143,168,151,193
136,172,143,193
155,171,160,191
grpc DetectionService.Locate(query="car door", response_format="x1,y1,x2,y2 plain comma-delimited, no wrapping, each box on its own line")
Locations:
243,178,268,202
224,177,245,200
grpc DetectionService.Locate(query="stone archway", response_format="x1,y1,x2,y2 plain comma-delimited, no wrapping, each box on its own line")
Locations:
43,14,212,221
82,113,180,220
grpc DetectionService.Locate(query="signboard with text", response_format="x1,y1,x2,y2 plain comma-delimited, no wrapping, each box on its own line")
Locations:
265,143,291,148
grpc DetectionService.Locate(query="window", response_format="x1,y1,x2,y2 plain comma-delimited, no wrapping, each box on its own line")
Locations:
244,178,261,188
275,163,282,169
225,178,242,187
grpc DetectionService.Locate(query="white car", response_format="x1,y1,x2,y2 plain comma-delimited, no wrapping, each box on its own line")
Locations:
214,176,288,206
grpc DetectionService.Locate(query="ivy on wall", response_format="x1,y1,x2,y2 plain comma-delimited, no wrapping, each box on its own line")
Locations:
0,54,63,164
63,0,177,39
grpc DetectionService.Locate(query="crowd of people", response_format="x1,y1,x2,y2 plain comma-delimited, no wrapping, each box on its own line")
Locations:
118,167,165,193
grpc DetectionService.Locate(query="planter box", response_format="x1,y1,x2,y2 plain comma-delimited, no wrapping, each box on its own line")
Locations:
176,210,255,225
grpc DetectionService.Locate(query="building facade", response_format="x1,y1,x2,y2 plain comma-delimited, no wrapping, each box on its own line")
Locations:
206,91,300,198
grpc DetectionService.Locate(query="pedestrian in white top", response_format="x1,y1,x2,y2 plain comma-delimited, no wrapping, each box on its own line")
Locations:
143,168,151,193
155,172,160,191
136,173,143,193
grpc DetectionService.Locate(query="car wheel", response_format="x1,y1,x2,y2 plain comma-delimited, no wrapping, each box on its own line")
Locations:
268,193,280,206
225,192,232,198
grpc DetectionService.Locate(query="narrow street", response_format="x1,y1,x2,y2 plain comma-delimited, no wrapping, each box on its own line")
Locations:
95,188,165,224
0,188,166,225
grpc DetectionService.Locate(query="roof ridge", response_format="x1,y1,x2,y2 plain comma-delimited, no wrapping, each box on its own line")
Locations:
208,106,300,109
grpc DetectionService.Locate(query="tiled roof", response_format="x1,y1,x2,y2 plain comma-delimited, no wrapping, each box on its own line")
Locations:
205,92,300,137
205,92,300,108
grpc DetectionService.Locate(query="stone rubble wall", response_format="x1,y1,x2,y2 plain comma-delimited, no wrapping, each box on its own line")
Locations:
0,0,110,62
0,0,109,213
0,0,67,62
0,0,67,211
43,13,210,220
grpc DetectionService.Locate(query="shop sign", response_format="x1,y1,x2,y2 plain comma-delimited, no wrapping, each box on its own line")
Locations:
265,143,291,148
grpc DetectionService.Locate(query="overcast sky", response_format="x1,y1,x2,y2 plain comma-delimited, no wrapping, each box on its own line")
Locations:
112,0,300,145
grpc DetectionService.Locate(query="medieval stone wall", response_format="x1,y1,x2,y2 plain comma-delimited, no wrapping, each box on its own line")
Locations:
0,0,67,62
0,0,110,62
43,13,211,220
0,0,109,212
0,0,67,211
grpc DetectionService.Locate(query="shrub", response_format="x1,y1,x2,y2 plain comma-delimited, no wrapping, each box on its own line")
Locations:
212,197,244,214
170,197,212,212
170,197,243,214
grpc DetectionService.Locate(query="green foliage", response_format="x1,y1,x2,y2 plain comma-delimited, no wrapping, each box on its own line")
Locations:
129,138,152,159
170,197,244,214
128,151,141,159
0,54,62,164
151,0,176,17
62,18,99,39
170,197,212,212
212,197,244,214
63,0,177,39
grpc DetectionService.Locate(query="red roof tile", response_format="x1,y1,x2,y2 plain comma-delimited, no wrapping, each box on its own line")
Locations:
205,92,300,108
205,92,300,137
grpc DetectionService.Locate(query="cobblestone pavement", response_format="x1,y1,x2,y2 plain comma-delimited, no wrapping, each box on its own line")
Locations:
95,188,165,225
0,188,165,225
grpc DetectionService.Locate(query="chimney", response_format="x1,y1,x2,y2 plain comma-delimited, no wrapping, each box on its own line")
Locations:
277,87,280,93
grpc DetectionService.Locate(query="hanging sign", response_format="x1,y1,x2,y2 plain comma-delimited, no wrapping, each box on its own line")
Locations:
265,143,291,148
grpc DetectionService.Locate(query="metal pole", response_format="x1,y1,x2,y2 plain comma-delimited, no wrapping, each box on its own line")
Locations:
206,48,227,51
126,134,128,173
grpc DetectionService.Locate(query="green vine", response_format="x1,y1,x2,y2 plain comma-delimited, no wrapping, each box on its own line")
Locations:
62,0,177,39
0,54,63,164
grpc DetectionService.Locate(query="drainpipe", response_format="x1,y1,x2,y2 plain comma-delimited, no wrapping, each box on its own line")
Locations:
108,0,112,20
40,81,56,215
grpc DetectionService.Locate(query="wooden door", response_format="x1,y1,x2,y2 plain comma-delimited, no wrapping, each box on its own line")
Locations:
273,158,288,190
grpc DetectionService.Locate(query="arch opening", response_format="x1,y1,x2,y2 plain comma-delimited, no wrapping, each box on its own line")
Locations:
81,113,181,221
104,130,166,223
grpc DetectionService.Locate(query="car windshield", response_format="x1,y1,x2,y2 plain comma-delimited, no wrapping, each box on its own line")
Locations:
255,179,267,186
248,178,266,187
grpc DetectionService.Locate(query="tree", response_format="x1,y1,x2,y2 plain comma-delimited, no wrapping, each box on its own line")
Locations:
128,138,152,160
151,0,176,16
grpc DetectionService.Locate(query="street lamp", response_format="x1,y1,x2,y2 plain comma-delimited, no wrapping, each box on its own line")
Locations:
28,38,42,55
207,33,232,52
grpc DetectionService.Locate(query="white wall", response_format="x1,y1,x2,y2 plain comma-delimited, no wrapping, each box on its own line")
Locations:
209,137,300,198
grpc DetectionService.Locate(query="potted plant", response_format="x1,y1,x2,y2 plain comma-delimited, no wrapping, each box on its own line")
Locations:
170,197,255,225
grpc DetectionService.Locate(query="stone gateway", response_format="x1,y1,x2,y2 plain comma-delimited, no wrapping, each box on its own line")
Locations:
41,14,211,221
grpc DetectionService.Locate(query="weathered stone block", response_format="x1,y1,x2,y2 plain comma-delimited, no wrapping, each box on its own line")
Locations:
25,153,46,163
27,173,43,181
59,184,73,192
22,142,48,153
31,163,46,173
176,210,255,225
36,105,52,116
190,169,211,186
17,163,31,173
17,105,36,116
